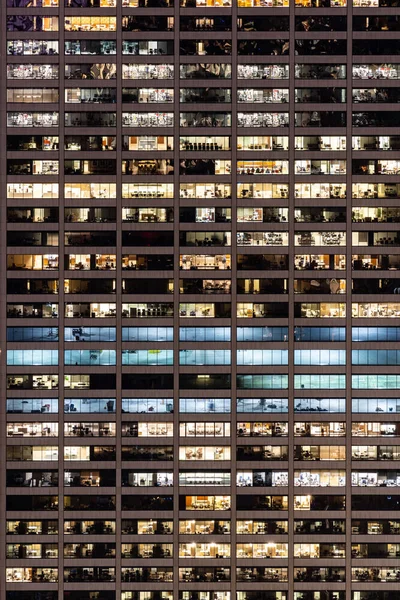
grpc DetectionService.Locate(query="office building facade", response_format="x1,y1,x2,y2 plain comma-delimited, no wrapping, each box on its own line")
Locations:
2,0,400,599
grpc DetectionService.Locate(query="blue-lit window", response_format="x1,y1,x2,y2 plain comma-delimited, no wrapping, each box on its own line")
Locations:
294,327,345,342
64,327,116,342
294,398,346,413
294,350,346,366
7,327,59,342
179,398,231,414
179,350,230,366
7,349,58,366
352,471,400,487
64,398,116,414
236,398,288,413
179,327,231,342
353,350,400,365
294,375,346,389
7,398,59,414
121,398,173,413
237,350,288,366
125,472,174,487
64,350,116,366
237,327,288,342
179,472,231,486
237,375,289,390
122,350,174,366
122,327,173,342
352,375,400,389
352,327,400,342
352,398,400,413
